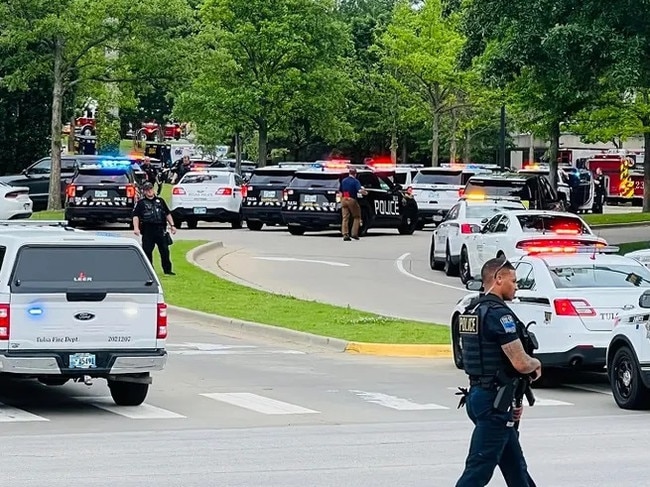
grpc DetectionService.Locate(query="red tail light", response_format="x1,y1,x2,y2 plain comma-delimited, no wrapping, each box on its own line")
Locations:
66,185,76,198
458,188,465,197
157,303,168,339
241,185,248,198
125,184,136,198
553,298,596,317
283,189,288,201
4,191,26,199
172,186,186,195
216,187,233,196
460,223,477,234
0,304,10,340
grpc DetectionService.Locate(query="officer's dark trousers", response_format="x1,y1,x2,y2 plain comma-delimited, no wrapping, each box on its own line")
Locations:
142,228,172,274
456,387,534,487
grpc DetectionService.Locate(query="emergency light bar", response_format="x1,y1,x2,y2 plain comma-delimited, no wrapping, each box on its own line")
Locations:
523,245,619,255
0,220,70,227
79,160,132,169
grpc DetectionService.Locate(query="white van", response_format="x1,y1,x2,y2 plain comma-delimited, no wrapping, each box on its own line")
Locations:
0,220,167,405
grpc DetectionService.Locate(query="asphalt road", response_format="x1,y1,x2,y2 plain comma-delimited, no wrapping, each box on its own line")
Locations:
0,310,641,486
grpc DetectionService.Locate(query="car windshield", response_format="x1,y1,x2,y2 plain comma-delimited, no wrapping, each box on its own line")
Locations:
74,170,130,184
549,264,650,288
249,173,294,185
289,174,341,189
413,171,463,185
466,204,524,218
181,174,230,184
517,215,590,234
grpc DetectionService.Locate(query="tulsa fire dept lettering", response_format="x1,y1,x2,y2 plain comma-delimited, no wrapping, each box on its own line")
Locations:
374,197,399,216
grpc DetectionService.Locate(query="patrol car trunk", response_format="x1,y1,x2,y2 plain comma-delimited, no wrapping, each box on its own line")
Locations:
554,289,642,331
246,172,294,205
285,173,341,209
8,244,160,351
412,184,462,206
69,170,136,204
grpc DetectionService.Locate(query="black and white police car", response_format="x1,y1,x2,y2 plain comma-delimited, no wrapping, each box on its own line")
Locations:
280,161,418,236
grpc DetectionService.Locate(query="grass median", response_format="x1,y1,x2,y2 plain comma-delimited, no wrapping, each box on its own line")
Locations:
584,211,650,226
618,241,649,254
153,240,450,344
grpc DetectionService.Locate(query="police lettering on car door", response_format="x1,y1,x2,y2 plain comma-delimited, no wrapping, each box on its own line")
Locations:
374,197,400,216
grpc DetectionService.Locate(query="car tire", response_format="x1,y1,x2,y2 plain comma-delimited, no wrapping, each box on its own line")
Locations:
108,380,149,406
247,220,263,231
430,238,444,270
444,244,459,277
288,226,305,236
359,209,370,237
398,213,417,235
172,215,183,228
231,213,243,229
611,346,650,410
186,218,198,230
459,247,472,284
451,313,463,369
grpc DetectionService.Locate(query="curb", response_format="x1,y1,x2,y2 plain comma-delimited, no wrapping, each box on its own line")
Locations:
178,240,452,358
590,221,650,229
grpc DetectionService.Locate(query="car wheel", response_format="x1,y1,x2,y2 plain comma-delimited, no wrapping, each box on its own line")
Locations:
172,215,183,228
359,209,370,237
611,346,650,410
444,244,459,277
451,314,463,369
460,247,472,284
288,226,305,236
430,238,444,270
247,220,263,231
398,213,417,235
231,213,243,229
108,380,149,406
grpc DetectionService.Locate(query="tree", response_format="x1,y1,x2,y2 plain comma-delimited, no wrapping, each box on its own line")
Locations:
175,0,352,167
0,0,195,210
376,0,466,166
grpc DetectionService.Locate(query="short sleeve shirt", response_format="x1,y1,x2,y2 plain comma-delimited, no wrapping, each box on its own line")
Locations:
482,299,520,346
340,176,361,199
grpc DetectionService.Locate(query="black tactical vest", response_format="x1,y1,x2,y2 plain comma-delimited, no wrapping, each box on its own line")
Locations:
459,294,511,378
141,198,164,225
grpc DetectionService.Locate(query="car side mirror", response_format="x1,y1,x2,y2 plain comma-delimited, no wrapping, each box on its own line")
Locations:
21,169,29,176
466,279,483,291
639,290,650,308
480,217,489,224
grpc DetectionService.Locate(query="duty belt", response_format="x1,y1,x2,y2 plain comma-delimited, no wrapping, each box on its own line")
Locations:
469,376,498,390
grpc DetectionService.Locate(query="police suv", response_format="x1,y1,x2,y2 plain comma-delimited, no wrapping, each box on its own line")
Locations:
0,220,167,406
451,246,650,382
242,166,300,231
281,163,418,236
64,159,140,228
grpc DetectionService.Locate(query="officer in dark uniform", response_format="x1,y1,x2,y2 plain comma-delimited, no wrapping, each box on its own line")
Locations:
593,167,606,213
456,257,542,487
132,182,177,275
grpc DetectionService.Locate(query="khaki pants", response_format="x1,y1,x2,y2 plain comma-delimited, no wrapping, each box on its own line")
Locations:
341,197,361,237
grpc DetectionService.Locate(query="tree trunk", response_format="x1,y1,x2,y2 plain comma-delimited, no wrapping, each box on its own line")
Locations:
548,120,561,190
449,111,458,164
462,129,471,164
643,130,650,213
257,119,268,167
48,38,64,211
401,134,407,164
431,110,440,167
235,132,242,175
528,132,535,165
390,128,398,164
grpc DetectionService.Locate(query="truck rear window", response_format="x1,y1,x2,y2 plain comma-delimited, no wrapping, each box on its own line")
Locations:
74,170,130,184
11,245,158,294
516,214,590,234
249,173,294,185
413,171,463,185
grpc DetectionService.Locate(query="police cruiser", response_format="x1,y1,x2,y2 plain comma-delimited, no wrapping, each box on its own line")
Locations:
0,220,167,405
607,289,650,409
64,158,141,228
280,162,418,236
242,166,300,231
451,246,650,382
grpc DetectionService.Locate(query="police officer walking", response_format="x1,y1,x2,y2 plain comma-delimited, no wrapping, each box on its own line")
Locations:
132,182,177,275
456,257,542,487
339,167,367,241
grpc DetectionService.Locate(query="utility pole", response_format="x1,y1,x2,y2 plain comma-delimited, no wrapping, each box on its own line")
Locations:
235,132,242,175
499,104,506,169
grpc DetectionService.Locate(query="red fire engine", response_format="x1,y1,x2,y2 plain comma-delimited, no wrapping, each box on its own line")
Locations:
586,150,644,205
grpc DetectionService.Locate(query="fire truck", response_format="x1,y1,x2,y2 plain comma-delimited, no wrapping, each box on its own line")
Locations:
586,150,645,206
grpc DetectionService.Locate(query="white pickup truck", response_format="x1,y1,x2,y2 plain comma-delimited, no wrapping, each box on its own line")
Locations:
0,220,167,405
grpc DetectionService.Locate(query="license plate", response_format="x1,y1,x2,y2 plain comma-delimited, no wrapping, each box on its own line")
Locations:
303,194,317,203
263,190,276,198
69,353,96,369
94,190,108,198
193,207,207,214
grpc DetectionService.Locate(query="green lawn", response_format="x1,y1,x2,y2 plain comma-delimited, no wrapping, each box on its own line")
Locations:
618,241,650,254
154,240,450,344
584,212,650,226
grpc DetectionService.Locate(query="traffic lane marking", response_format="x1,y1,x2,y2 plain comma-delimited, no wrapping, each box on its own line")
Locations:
72,397,187,419
395,252,467,292
201,392,320,415
349,390,449,410
0,402,49,422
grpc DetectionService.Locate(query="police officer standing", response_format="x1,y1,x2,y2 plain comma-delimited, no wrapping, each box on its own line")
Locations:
593,167,606,213
339,167,367,241
456,257,542,487
132,182,177,275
